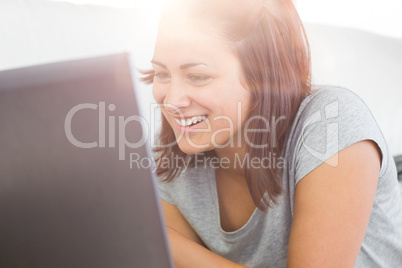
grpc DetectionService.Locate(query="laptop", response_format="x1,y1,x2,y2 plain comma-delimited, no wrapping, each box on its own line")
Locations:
0,53,173,268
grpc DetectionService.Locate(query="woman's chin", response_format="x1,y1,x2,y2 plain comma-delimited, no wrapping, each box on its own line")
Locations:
176,140,212,155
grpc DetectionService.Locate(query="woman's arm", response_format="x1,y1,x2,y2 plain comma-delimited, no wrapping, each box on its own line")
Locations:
287,140,381,267
162,200,246,268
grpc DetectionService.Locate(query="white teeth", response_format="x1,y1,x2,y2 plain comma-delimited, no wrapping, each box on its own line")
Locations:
174,116,207,127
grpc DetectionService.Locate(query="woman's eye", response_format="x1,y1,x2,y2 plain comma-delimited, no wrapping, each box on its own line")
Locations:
187,75,212,84
154,72,171,83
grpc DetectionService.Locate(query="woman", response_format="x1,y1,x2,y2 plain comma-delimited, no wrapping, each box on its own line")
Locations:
143,0,402,267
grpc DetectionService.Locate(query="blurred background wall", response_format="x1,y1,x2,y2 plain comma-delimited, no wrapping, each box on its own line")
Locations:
50,0,402,39
294,0,402,39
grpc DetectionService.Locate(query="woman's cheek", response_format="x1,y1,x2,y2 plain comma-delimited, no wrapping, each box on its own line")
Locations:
152,85,165,104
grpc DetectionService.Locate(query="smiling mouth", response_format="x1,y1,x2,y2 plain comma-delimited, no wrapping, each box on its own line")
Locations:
175,115,207,127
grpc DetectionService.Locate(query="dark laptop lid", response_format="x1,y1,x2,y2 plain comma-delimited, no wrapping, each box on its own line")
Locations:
0,53,173,268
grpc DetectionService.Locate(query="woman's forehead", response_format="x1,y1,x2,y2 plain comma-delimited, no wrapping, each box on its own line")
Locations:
154,21,229,57
152,25,242,74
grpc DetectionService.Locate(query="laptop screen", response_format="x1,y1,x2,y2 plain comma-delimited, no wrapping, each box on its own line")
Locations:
0,53,173,268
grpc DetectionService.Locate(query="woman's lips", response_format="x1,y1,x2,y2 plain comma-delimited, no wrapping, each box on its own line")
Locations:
174,115,207,127
173,115,209,133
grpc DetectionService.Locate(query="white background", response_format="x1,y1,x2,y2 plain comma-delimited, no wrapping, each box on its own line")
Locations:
50,0,402,39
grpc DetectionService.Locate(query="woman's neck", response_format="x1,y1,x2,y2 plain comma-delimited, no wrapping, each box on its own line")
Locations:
213,144,248,181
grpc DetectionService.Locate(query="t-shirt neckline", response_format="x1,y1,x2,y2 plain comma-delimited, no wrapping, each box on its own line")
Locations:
207,165,265,241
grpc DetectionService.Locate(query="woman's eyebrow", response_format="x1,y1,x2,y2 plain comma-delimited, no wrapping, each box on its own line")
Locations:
179,62,208,70
150,60,167,69
151,60,208,70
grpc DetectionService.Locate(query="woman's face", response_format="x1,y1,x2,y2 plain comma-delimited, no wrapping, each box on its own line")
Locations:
152,20,250,155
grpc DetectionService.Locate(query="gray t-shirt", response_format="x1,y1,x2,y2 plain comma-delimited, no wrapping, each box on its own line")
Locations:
157,86,402,267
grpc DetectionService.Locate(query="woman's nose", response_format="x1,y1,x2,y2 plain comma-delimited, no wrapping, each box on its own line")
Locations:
162,83,191,115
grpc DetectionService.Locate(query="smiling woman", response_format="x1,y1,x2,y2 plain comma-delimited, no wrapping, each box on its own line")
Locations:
151,17,251,155
145,0,310,206
141,0,402,267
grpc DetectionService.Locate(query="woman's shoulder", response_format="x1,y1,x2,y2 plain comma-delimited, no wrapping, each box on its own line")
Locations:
299,85,370,115
293,84,380,138
287,84,389,184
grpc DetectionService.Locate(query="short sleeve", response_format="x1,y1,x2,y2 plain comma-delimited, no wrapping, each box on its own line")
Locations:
293,87,388,185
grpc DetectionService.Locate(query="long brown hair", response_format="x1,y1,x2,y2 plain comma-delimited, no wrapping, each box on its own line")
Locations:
142,0,311,210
